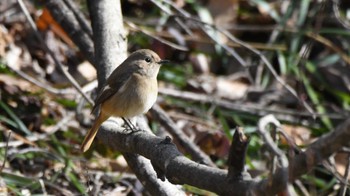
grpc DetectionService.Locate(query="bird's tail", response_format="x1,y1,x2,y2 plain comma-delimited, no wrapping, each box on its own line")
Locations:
80,113,108,152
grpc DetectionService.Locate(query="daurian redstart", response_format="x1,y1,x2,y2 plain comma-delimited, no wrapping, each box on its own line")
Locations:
81,49,168,152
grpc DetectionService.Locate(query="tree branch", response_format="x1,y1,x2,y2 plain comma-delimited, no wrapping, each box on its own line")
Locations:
85,0,182,194
98,120,258,195
123,152,185,195
87,0,127,87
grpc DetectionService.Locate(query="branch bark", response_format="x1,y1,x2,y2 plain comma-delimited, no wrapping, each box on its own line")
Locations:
151,104,215,167
87,0,127,87
98,120,258,195
98,117,350,195
123,152,184,195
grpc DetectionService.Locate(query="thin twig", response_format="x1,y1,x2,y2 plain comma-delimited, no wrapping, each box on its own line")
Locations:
305,32,350,64
339,154,350,196
257,114,289,194
294,180,310,196
0,112,75,148
254,0,296,85
322,158,350,186
159,88,346,121
124,20,286,51
152,0,315,114
6,62,75,95
151,104,215,167
125,21,188,51
17,0,94,105
217,27,315,114
39,179,48,196
258,115,286,161
149,0,193,35
332,0,350,30
153,0,247,67
166,111,217,129
340,147,350,153
62,0,93,38
80,159,93,195
199,25,247,66
0,131,11,172
45,0,95,65
277,128,301,154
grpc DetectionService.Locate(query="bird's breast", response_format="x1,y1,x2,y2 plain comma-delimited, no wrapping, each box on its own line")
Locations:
135,76,158,114
103,74,158,118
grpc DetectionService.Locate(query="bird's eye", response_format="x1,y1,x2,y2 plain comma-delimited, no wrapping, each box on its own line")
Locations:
145,57,152,63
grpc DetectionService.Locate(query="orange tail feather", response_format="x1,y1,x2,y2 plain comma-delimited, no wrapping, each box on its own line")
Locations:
80,114,108,152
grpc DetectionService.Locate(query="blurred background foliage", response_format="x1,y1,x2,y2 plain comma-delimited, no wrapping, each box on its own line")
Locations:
0,0,350,195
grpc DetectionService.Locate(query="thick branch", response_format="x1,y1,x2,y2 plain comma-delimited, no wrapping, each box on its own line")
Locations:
98,117,350,195
98,120,261,195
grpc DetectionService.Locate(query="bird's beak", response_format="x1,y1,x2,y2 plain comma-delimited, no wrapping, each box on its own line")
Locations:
158,60,170,64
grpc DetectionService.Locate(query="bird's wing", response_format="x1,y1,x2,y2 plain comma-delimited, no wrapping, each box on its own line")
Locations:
91,63,138,114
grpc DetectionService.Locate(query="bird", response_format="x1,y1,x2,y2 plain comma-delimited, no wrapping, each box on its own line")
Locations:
80,49,168,152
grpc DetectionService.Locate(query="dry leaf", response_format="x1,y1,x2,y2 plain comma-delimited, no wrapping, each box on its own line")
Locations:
36,8,75,47
281,124,312,146
334,153,350,178
77,60,97,82
189,52,210,74
187,74,249,100
208,0,239,28
0,74,39,93
216,76,248,100
197,131,230,158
